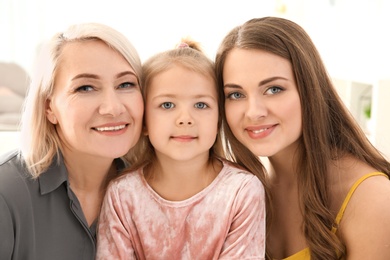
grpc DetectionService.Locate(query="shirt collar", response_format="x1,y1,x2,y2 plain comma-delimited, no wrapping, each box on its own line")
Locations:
38,154,127,195
38,153,68,195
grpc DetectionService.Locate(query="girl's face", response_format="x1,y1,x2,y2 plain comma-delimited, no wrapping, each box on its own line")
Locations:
222,48,302,158
144,65,219,163
46,40,144,161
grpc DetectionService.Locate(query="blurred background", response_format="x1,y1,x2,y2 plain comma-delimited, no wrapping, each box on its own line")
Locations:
1,0,389,157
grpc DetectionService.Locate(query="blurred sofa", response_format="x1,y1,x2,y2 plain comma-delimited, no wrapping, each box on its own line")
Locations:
0,62,30,131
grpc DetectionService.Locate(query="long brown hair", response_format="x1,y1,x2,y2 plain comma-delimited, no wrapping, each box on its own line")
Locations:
215,16,390,259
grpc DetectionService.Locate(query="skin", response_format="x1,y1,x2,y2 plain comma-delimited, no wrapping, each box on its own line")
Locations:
223,48,302,161
223,48,390,259
144,65,221,201
46,40,144,225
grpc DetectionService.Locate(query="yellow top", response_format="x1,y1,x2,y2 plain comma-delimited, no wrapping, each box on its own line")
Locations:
277,172,388,260
282,247,310,260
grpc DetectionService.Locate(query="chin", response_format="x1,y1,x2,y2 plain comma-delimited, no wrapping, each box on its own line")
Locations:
96,147,131,159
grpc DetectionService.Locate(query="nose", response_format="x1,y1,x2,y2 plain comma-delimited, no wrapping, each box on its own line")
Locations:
98,89,126,117
245,96,267,120
176,109,194,126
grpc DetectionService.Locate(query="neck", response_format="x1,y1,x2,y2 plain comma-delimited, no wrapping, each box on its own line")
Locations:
153,152,207,176
145,154,222,201
62,150,115,192
61,149,116,226
268,155,297,190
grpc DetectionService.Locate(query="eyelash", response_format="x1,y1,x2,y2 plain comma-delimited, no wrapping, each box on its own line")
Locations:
117,82,137,89
195,102,208,109
160,102,209,109
265,86,283,95
226,92,244,100
75,85,94,92
225,86,284,99
75,82,137,93
161,102,174,109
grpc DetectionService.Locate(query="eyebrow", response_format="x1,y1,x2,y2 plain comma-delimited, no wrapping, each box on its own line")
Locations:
152,93,217,100
224,76,288,89
71,71,137,81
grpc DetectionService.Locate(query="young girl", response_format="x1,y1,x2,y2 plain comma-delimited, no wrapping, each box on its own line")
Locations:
215,17,390,259
96,39,266,259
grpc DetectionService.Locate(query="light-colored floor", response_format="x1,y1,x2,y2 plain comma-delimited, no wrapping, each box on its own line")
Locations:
0,131,20,155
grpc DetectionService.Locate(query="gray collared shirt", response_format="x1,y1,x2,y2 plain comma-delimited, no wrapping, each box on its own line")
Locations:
0,149,125,260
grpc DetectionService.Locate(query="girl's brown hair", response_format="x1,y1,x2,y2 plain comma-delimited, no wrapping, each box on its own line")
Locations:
215,16,390,259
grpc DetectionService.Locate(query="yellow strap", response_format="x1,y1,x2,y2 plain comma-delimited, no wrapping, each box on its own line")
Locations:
331,172,389,233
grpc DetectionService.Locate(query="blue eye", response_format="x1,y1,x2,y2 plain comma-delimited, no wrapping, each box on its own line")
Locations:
227,92,244,100
195,102,208,109
265,86,282,95
76,85,94,92
161,102,174,109
118,82,136,89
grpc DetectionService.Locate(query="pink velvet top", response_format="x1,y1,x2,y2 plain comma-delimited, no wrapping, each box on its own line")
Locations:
96,160,266,260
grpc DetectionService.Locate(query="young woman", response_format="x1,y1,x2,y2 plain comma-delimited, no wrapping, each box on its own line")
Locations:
96,39,266,259
215,17,390,259
0,23,144,260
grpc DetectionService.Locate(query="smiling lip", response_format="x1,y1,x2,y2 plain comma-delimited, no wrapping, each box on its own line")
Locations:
246,124,276,139
92,123,129,135
171,135,196,142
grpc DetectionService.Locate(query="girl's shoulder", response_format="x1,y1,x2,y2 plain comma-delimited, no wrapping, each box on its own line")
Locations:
107,167,144,191
219,159,265,191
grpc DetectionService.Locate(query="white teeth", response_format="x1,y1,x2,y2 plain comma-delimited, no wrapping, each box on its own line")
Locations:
95,125,126,131
252,128,267,134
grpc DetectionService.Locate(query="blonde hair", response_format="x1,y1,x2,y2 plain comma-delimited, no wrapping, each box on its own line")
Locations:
127,38,224,172
20,23,142,178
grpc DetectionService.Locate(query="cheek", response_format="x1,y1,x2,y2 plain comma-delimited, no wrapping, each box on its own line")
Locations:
127,94,145,119
224,103,240,129
144,107,160,135
284,98,302,134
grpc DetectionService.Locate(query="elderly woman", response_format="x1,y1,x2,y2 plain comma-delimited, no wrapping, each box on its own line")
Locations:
0,23,144,260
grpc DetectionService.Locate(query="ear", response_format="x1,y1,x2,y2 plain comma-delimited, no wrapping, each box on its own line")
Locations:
45,98,57,124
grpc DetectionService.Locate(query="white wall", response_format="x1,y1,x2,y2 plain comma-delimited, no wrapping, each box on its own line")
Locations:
1,0,389,156
0,0,276,74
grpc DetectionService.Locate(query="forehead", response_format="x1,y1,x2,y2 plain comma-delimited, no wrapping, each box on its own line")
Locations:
58,40,115,66
55,40,134,79
148,65,217,96
223,48,294,83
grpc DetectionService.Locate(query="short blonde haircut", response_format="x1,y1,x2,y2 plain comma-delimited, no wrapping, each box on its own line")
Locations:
20,23,142,178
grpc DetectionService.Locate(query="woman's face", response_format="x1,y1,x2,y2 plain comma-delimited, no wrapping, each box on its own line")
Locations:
46,40,144,160
222,48,302,158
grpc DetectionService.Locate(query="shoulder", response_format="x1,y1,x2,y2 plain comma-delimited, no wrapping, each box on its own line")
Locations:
0,149,30,188
222,160,263,180
0,149,20,166
0,150,37,218
220,160,265,194
342,172,390,219
340,172,390,257
107,167,144,193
